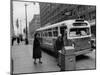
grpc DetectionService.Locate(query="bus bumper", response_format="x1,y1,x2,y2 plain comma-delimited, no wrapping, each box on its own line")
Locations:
74,48,93,56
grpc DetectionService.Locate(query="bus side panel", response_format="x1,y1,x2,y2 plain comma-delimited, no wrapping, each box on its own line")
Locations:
40,37,55,52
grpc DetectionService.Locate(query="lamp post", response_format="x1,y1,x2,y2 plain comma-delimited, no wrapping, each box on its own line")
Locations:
25,4,28,45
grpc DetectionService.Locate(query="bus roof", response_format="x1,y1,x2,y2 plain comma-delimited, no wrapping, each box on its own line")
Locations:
36,19,89,31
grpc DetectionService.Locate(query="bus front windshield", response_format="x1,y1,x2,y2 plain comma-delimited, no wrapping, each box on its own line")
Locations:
69,28,90,37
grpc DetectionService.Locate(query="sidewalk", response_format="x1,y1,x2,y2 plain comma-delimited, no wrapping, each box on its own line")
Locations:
11,40,96,74
11,41,60,74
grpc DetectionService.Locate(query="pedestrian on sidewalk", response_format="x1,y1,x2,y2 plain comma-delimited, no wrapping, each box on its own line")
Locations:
33,33,42,64
17,37,20,45
54,34,64,66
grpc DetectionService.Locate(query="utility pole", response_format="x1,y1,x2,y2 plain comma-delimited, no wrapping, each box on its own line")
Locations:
25,4,29,45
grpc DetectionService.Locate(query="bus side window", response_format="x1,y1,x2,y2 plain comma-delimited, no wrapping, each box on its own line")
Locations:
41,32,43,37
38,33,40,37
45,31,47,37
46,31,48,37
38,32,40,37
43,32,45,37
47,28,52,37
48,31,52,37
53,27,58,37
53,31,58,37
40,32,41,37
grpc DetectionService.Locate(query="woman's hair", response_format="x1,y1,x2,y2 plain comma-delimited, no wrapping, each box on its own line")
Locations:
34,33,38,39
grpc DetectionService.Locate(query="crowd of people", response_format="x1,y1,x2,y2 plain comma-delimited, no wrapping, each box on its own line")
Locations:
11,34,26,46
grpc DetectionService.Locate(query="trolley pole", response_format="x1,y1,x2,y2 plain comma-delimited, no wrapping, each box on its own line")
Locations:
25,4,29,45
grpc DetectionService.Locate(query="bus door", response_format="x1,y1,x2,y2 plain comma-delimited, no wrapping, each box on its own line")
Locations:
60,26,74,46
63,29,73,46
60,25,67,37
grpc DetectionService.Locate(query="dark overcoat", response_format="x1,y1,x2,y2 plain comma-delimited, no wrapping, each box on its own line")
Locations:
54,38,64,57
33,38,42,59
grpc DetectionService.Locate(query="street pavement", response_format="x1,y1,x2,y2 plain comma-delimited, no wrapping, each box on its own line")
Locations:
76,50,96,70
11,40,96,74
11,41,60,74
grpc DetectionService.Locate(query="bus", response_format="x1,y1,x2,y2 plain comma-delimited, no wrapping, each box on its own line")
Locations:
35,19,93,56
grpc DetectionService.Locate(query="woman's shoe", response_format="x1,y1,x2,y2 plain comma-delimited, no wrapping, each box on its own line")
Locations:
57,63,61,67
34,61,37,64
39,61,42,64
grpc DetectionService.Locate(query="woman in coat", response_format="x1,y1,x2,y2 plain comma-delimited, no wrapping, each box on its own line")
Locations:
54,34,64,66
54,35,64,57
33,33,42,64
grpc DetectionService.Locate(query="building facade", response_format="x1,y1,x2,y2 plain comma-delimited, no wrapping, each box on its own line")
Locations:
29,15,40,38
40,3,96,26
39,2,96,35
